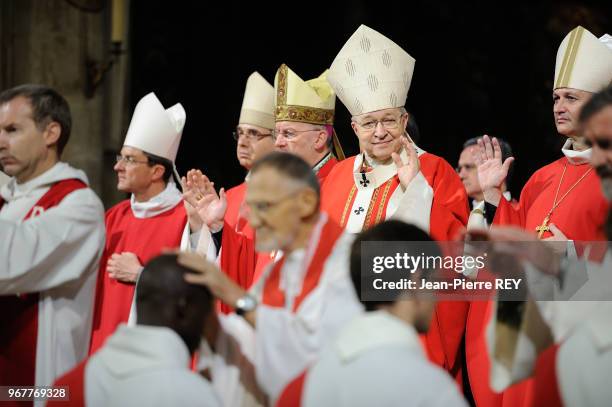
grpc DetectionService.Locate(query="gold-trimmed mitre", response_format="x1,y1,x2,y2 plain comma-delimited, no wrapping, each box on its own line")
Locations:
554,26,612,92
274,64,335,125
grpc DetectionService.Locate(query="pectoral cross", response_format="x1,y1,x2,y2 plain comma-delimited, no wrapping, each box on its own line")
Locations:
536,215,550,239
354,206,365,215
359,173,370,187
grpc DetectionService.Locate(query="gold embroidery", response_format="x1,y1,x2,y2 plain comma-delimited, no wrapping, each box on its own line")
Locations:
556,27,584,88
374,179,394,225
277,64,288,106
340,185,357,227
275,105,334,125
363,186,382,229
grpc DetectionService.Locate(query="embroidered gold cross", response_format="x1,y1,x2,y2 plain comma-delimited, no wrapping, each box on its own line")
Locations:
536,215,550,239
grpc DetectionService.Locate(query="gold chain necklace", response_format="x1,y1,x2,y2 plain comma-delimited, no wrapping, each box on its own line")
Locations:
536,163,593,238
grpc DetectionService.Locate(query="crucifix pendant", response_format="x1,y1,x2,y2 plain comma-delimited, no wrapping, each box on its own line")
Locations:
536,215,550,239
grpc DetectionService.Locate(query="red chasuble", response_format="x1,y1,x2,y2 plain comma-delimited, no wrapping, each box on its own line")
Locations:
466,157,609,407
494,157,608,241
320,152,470,379
218,158,339,313
0,179,86,404
49,360,87,407
88,200,187,354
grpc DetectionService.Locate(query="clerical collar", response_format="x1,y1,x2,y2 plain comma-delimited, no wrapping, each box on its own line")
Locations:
130,181,183,219
312,152,332,174
561,138,592,165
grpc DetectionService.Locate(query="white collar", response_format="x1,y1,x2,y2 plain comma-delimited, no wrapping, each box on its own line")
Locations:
561,139,592,165
130,181,183,219
0,162,89,202
335,311,423,362
313,152,333,174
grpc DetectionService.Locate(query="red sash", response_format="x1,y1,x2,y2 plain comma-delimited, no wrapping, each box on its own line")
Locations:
276,369,307,407
0,179,87,393
49,359,87,407
262,218,344,312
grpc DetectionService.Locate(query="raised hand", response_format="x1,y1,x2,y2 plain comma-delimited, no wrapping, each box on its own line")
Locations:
181,169,227,232
473,135,514,205
392,136,420,190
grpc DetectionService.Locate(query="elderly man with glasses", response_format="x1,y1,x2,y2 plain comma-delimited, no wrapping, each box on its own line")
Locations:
89,92,197,354
321,24,470,381
273,63,345,187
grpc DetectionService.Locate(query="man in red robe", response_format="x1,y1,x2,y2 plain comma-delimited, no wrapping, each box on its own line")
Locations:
0,85,105,392
469,27,612,407
323,24,470,379
190,65,346,294
89,92,193,354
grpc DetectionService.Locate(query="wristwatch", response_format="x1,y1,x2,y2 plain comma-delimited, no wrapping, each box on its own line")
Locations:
235,293,258,316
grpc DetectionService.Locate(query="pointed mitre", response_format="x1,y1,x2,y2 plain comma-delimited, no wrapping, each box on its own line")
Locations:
554,26,612,92
239,72,275,129
274,64,335,125
123,92,186,162
327,24,415,116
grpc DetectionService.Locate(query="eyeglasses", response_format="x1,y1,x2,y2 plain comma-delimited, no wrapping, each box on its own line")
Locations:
246,190,301,215
232,128,272,142
355,117,402,131
115,154,149,165
456,163,477,173
272,128,321,141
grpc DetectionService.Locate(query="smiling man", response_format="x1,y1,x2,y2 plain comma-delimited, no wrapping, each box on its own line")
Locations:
89,92,190,354
321,25,470,380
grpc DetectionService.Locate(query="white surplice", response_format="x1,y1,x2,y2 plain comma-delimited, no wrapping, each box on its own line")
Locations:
0,162,105,388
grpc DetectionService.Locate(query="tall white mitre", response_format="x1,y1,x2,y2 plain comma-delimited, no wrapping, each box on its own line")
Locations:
327,24,415,115
239,72,275,130
123,92,186,163
554,26,612,92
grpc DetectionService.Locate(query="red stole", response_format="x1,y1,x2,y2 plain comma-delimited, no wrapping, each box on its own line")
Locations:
89,200,187,354
0,179,87,395
262,218,344,311
218,158,340,311
49,359,87,407
276,369,307,407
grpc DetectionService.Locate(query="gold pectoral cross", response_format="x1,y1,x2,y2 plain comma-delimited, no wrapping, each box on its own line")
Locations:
536,215,550,239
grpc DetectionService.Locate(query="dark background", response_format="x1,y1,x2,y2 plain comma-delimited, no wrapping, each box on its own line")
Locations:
130,0,610,198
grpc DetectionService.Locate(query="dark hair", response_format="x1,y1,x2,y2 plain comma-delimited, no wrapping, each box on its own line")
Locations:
136,254,213,353
579,85,612,124
251,151,320,200
0,84,72,156
143,151,173,184
463,136,515,186
350,220,440,311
